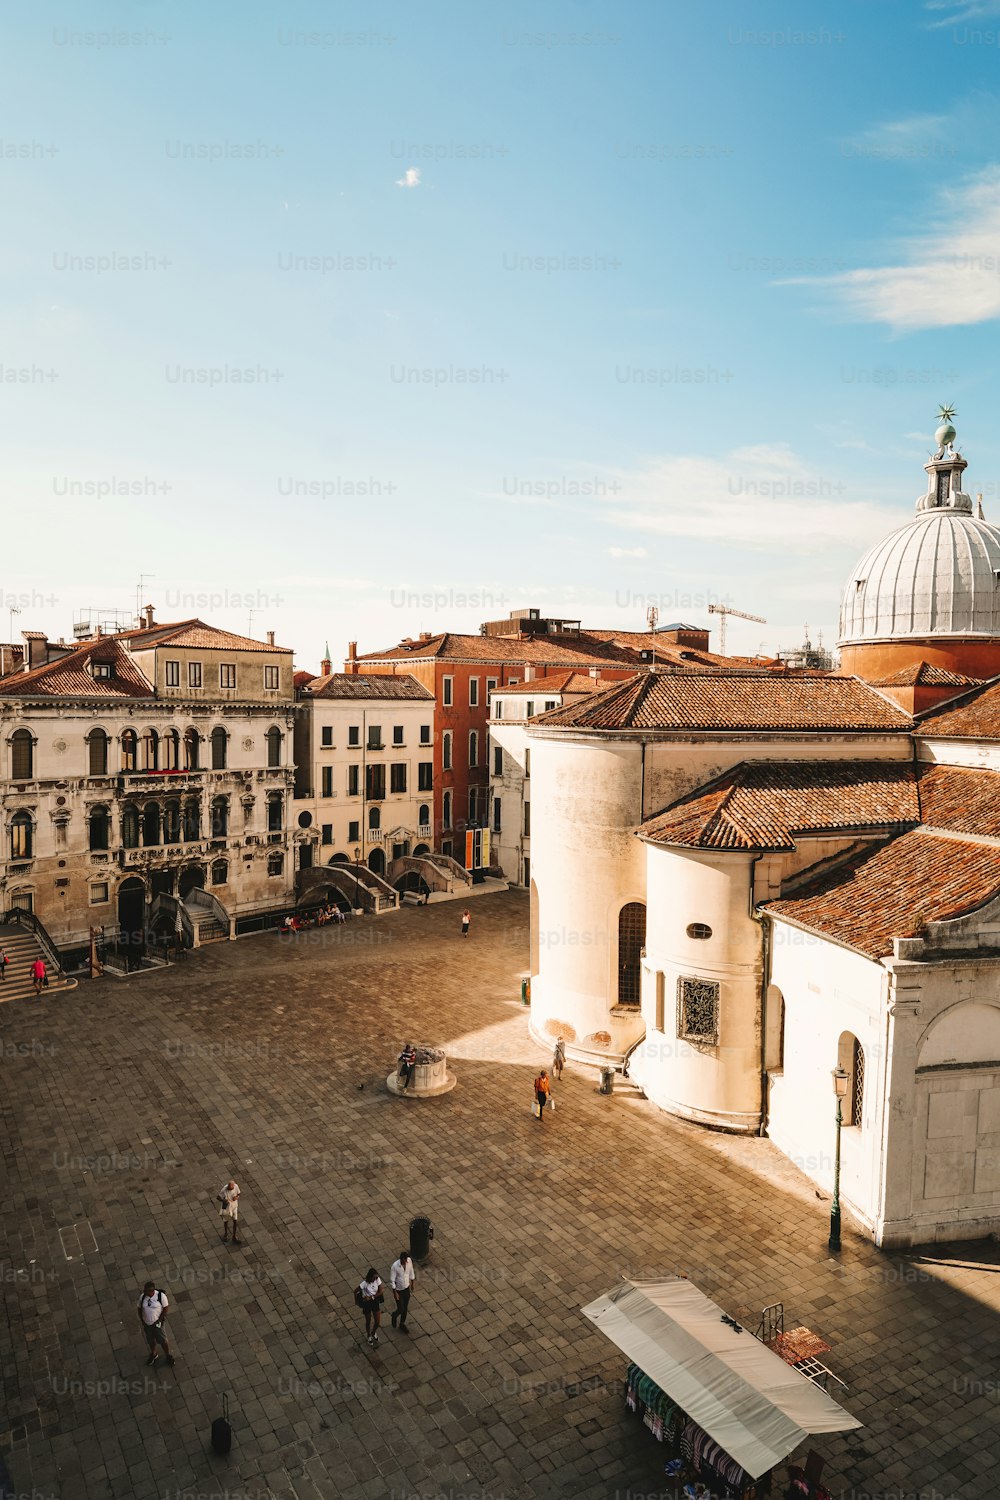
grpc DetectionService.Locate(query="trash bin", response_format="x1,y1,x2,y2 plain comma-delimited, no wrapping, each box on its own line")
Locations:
599,1066,615,1096
520,978,531,1006
409,1215,434,1262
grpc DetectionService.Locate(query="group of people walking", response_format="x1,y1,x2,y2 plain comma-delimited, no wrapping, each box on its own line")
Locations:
0,947,48,994
356,1251,416,1346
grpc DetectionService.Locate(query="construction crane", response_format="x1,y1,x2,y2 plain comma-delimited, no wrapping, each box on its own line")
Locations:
708,601,767,656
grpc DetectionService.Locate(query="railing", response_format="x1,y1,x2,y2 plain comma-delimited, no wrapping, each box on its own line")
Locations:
0,907,66,977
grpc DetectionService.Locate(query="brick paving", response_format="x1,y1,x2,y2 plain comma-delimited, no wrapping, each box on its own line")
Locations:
0,889,998,1500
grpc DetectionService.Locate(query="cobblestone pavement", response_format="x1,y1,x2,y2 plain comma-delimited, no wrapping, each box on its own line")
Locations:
1,890,998,1500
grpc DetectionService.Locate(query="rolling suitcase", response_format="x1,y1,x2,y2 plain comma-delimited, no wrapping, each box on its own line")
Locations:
211,1393,232,1455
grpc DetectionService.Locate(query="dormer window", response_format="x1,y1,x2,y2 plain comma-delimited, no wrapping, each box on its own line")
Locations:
92,661,114,680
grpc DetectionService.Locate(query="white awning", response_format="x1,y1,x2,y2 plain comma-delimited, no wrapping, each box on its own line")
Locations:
581,1278,862,1479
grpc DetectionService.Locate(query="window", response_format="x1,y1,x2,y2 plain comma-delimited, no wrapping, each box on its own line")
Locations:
469,678,479,707
188,661,203,689
143,728,159,772
10,811,33,859
121,729,137,773
121,805,139,849
523,801,530,835
184,727,199,770
267,852,284,876
677,975,720,1046
468,788,478,824
486,677,497,699
267,794,283,832
419,724,431,745
266,727,282,767
839,1033,866,1128
10,729,33,781
348,725,359,747
163,799,181,843
618,902,646,1006
393,725,404,746
508,677,519,685
90,882,109,904
211,796,229,837
143,802,160,846
165,660,180,687
442,839,453,858
348,764,360,796
493,797,501,833
390,763,407,794
88,805,110,851
545,700,556,711
264,666,279,691
494,701,503,720
368,725,383,750
183,798,200,841
87,729,109,776
442,791,452,829
493,746,503,777
366,763,386,801
89,655,111,678
368,806,381,831
220,663,236,689
211,727,227,770
442,676,453,707
468,731,478,766
211,859,228,886
321,766,334,798
442,732,452,771
8,889,33,913
164,729,180,771
686,923,712,940
348,820,360,843
418,761,433,791
526,701,535,718
524,749,530,778
418,803,430,829
321,823,333,846
321,726,333,748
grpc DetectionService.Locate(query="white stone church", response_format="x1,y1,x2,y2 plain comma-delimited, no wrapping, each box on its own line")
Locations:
527,417,1000,1248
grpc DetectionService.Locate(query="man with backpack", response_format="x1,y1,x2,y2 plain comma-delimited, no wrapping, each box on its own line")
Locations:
138,1282,175,1367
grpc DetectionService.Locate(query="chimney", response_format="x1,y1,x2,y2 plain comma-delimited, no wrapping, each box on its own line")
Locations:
266,630,275,647
21,631,49,671
419,631,432,641
346,640,359,676
144,604,155,627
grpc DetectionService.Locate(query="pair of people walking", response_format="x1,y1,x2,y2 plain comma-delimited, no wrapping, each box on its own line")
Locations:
533,1039,567,1122
357,1251,416,1345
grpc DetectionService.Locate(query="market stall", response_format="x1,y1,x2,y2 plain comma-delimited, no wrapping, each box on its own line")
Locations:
581,1278,862,1498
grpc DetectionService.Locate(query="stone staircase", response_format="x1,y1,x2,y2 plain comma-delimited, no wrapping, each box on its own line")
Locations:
0,924,76,1003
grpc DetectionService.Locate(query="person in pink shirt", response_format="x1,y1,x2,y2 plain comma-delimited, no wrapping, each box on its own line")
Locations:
31,958,46,996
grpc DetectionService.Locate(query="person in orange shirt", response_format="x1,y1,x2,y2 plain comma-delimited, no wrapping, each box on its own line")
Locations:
534,1069,550,1122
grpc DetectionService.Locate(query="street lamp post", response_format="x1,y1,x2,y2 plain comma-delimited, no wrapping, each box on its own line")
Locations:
829,1064,850,1252
354,845,362,913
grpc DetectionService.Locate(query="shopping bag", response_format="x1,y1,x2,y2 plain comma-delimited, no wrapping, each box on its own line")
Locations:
532,1101,541,1118
548,1096,556,1112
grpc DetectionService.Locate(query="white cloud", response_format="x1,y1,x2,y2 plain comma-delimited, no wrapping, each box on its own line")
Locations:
925,0,1000,23
608,545,648,559
395,168,421,188
781,166,1000,328
601,444,902,553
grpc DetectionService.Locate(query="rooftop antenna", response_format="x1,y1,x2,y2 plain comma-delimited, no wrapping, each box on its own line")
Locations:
136,573,154,623
9,603,20,644
646,604,658,672
248,608,257,638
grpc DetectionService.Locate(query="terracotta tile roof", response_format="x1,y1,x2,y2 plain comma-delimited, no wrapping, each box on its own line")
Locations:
120,619,292,654
916,762,1000,838
534,670,912,734
356,631,647,667
640,761,920,851
765,830,1000,958
0,638,154,698
494,671,615,696
916,675,1000,738
307,672,433,701
870,662,982,688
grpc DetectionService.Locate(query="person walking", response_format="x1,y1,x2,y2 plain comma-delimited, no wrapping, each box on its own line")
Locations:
358,1267,384,1346
461,908,471,938
397,1043,417,1090
138,1281,175,1367
534,1068,550,1122
218,1179,241,1243
552,1037,566,1081
389,1251,416,1334
31,958,46,996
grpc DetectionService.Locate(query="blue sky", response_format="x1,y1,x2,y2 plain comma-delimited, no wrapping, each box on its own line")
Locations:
4,0,1000,664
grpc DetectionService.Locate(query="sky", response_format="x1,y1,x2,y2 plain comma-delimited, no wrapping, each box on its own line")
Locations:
4,0,1000,665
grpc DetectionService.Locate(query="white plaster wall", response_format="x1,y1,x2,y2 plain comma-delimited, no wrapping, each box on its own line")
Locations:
917,736,1000,771
631,845,762,1131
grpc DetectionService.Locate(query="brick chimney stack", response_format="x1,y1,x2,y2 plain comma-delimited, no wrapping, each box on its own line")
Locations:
266,630,275,647
144,604,155,627
346,640,359,675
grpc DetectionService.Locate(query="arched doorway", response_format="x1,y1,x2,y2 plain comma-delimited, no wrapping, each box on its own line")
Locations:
179,865,205,900
412,843,430,857
618,902,646,1005
331,852,350,864
368,847,386,876
117,877,146,954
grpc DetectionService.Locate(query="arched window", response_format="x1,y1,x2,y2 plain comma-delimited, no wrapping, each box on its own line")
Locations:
442,791,452,829
211,796,229,838
211,727,227,770
442,732,452,771
368,847,386,876
618,902,646,1006
837,1032,865,1127
184,727,199,771
142,802,160,846
10,729,33,780
10,810,33,859
368,806,381,831
121,804,139,849
419,803,430,828
88,805,110,851
143,728,159,772
468,730,478,766
163,798,181,844
211,858,228,886
87,729,109,776
164,729,180,771
121,729,138,773
266,727,282,768
267,793,283,832
183,798,200,841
